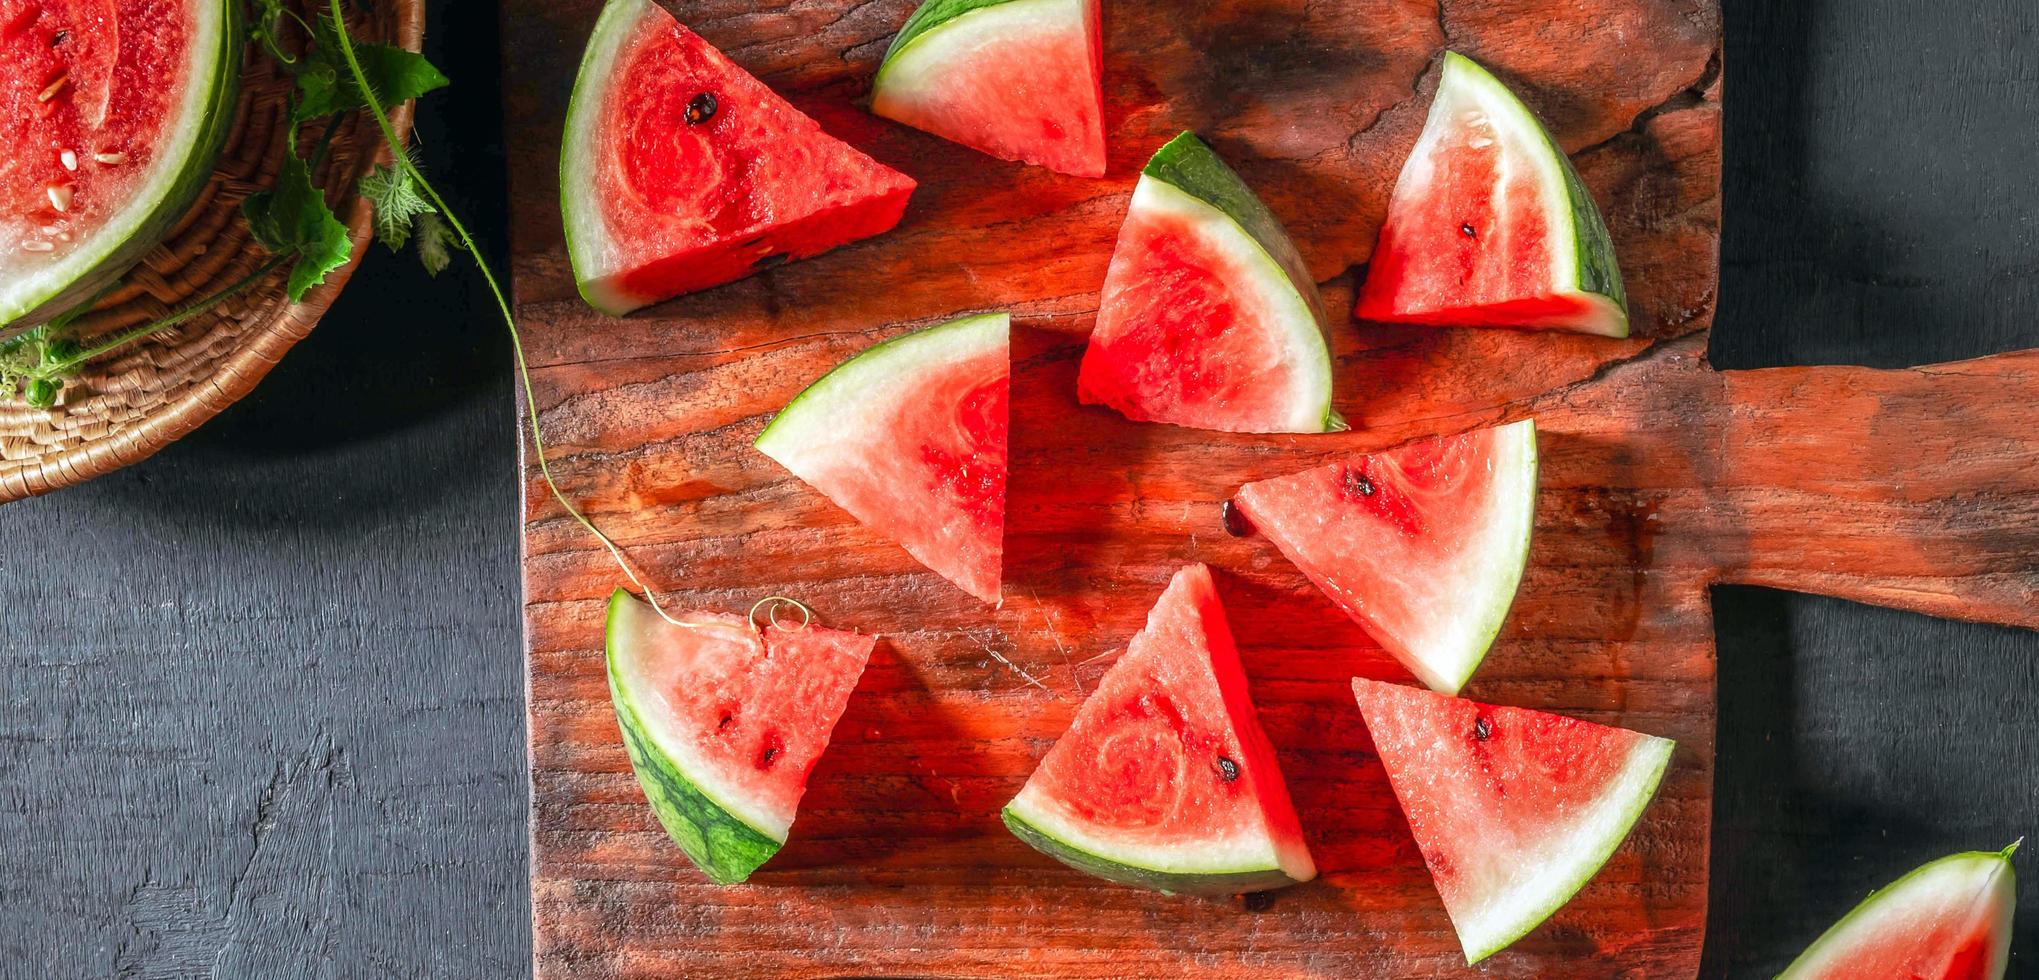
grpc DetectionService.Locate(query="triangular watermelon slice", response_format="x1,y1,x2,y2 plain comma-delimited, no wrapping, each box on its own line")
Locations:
1355,52,1628,337
1003,563,1317,896
871,0,1106,177
605,589,877,884
755,313,1008,605
1350,677,1675,963
561,0,917,315
1780,844,2019,980
1077,133,1339,433
2,0,242,327
1233,419,1537,694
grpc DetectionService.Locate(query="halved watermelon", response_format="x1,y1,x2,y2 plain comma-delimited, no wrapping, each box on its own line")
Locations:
755,313,1008,605
1355,52,1628,337
1232,419,1537,694
1350,677,1674,963
871,0,1106,177
606,589,877,883
1780,845,2018,980
1,0,241,328
561,0,917,316
1077,133,1338,433
1004,563,1316,895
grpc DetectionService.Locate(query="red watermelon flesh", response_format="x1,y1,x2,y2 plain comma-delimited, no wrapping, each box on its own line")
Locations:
1355,52,1626,337
1351,677,1674,963
1233,419,1537,694
1078,133,1339,434
2,0,237,326
1780,847,2017,980
754,313,1008,605
870,0,1106,177
562,0,916,315
1003,563,1316,895
607,590,877,883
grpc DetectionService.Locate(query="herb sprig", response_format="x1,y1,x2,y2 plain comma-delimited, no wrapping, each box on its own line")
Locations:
4,1,684,621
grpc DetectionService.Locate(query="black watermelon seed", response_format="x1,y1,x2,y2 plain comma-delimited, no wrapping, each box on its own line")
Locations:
757,733,784,768
50,29,67,46
1473,716,1492,741
1343,468,1376,498
685,91,718,125
1220,499,1252,537
1460,222,1477,238
1216,756,1240,781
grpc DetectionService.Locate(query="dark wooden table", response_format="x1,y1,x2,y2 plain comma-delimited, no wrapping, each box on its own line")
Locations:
0,0,2031,976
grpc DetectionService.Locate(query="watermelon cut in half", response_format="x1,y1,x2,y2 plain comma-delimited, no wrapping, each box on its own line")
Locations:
1077,132,1339,434
871,0,1106,177
1233,419,1537,694
1355,52,1628,338
1004,563,1317,896
1350,678,1675,963
755,313,1009,605
1,0,241,328
605,589,877,884
561,0,917,316
1780,844,2019,980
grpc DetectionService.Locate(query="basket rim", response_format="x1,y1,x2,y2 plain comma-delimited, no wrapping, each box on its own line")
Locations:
0,0,428,503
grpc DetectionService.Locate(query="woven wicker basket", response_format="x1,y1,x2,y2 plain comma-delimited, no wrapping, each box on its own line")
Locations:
0,0,425,502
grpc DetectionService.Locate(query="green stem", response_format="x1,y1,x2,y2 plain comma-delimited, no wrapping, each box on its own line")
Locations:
325,0,683,623
39,253,294,375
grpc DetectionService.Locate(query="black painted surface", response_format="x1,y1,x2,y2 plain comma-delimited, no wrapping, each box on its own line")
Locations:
0,0,2034,976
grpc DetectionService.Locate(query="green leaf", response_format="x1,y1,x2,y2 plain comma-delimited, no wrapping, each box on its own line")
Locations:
414,211,460,277
243,152,352,302
359,162,434,250
295,16,449,121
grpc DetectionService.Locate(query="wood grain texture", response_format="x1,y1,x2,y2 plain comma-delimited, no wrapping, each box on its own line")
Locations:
500,0,2024,976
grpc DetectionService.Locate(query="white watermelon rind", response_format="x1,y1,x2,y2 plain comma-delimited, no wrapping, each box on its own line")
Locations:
1777,845,2018,980
558,0,654,316
605,589,785,885
873,0,1089,106
1,0,243,329
754,312,1008,603
1116,133,1342,434
1454,727,1674,963
1418,417,1538,695
1001,796,1313,897
1367,52,1628,338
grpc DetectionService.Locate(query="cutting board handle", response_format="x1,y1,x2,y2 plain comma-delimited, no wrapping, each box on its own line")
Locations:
1712,350,2039,628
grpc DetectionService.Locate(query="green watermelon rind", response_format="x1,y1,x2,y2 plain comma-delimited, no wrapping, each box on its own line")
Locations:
1130,132,1342,433
1457,729,1674,964
754,311,1008,458
1435,52,1628,338
874,0,1045,89
1776,845,2019,980
605,589,782,885
2,0,243,329
1426,417,1539,695
1001,804,1310,898
558,0,650,316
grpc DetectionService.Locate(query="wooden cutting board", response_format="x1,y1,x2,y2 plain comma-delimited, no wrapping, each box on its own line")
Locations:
503,1,2039,975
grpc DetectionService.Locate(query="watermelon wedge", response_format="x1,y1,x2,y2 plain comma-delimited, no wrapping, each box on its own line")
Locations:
1233,419,1537,694
1004,563,1317,896
1780,844,2019,980
1350,677,1674,963
605,589,877,883
755,313,1008,605
1355,52,1628,338
871,0,1106,177
561,0,917,316
1,0,241,328
1078,133,1338,433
